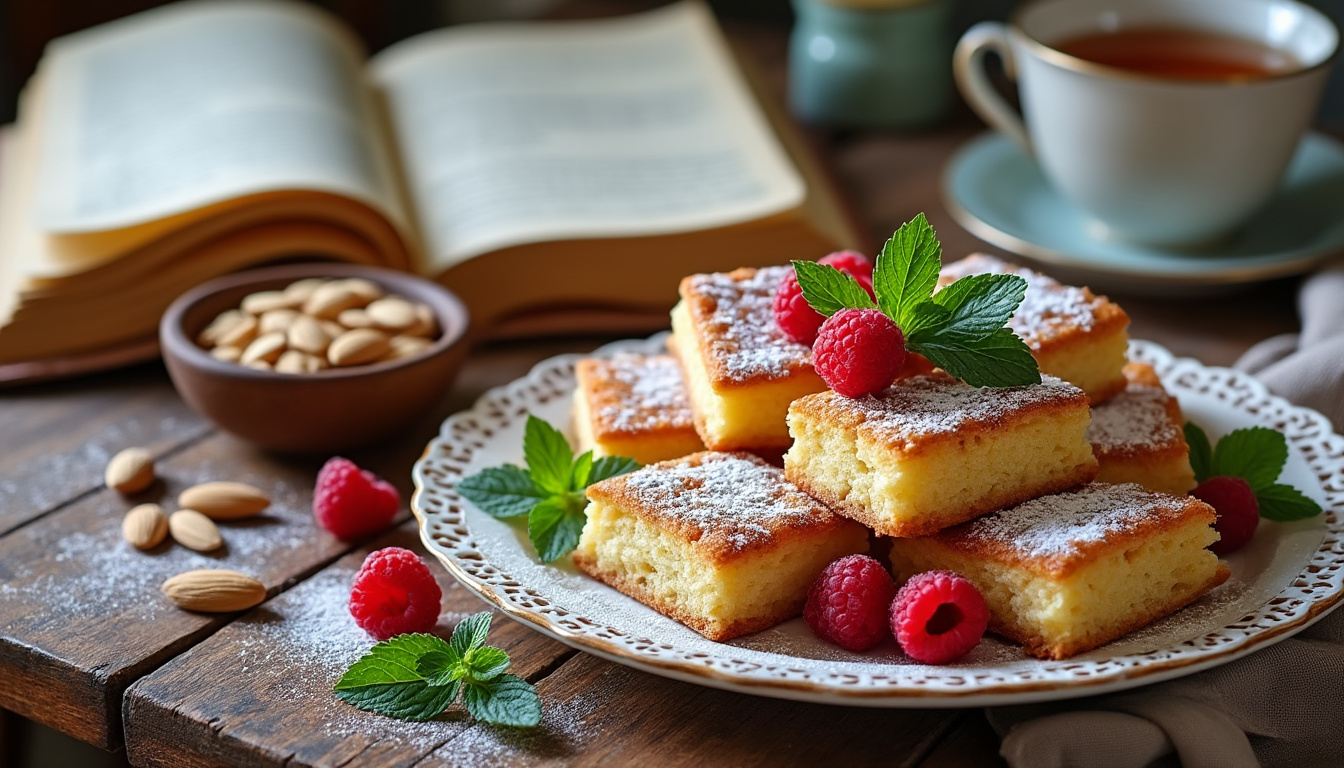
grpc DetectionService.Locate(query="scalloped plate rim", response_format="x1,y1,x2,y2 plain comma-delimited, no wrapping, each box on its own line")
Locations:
410,336,1344,707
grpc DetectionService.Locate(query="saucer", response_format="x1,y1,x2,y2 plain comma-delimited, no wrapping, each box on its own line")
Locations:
942,131,1344,293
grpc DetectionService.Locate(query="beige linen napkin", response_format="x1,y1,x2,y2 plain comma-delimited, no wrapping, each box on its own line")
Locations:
986,261,1344,768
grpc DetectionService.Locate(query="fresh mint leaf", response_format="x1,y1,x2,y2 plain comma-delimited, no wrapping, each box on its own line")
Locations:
1184,422,1213,483
928,273,1027,341
416,649,464,687
335,634,462,721
1211,427,1288,491
900,301,951,337
450,611,494,657
462,674,542,727
458,465,547,519
793,260,876,317
569,450,594,492
1255,483,1323,521
909,327,1040,388
873,213,941,328
527,495,587,563
587,455,641,485
523,415,574,495
464,646,511,682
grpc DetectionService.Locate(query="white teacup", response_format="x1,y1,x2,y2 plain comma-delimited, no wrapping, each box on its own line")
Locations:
954,0,1338,247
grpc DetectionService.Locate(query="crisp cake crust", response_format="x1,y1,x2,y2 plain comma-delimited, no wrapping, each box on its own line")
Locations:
583,451,862,566
1088,362,1187,461
678,266,812,389
575,354,697,441
788,373,1091,459
938,254,1130,356
930,483,1217,579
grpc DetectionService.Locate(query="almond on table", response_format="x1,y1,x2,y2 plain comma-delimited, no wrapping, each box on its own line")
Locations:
105,447,155,493
161,569,266,613
177,481,269,519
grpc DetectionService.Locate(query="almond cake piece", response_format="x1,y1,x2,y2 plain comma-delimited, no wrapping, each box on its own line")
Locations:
888,483,1229,660
575,451,869,642
1088,362,1197,495
572,354,704,465
784,373,1099,537
939,254,1130,403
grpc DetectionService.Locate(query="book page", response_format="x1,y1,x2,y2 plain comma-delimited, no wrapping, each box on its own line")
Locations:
31,0,409,236
370,1,806,270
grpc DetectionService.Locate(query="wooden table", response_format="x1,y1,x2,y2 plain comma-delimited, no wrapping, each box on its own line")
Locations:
0,26,1302,768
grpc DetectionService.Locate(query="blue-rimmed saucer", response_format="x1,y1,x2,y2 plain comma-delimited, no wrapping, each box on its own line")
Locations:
942,131,1344,293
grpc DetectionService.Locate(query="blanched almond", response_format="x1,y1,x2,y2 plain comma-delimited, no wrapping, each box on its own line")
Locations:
287,315,330,355
240,332,286,365
401,304,438,338
105,447,155,493
283,277,326,305
122,504,168,550
211,346,243,363
240,290,297,315
339,278,384,304
387,335,433,361
245,360,272,371
366,297,416,330
336,308,375,329
303,283,362,319
168,509,223,552
178,481,270,519
303,353,329,373
217,314,259,348
320,320,347,339
198,310,248,348
161,569,265,612
274,350,308,374
259,308,300,334
328,328,390,367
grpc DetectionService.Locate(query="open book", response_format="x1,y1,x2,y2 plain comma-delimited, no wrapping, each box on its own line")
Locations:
0,0,862,376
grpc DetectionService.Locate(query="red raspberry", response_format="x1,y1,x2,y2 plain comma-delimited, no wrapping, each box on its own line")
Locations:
812,308,907,398
349,547,443,640
818,250,874,279
1192,475,1260,555
891,570,989,665
804,554,897,652
314,457,400,541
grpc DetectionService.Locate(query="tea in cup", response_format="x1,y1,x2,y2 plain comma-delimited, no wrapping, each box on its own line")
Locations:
954,0,1338,247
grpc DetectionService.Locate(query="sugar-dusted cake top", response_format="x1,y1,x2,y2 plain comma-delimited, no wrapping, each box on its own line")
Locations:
790,373,1089,454
936,482,1215,577
679,266,812,385
938,254,1128,349
1087,363,1185,457
577,354,694,438
584,451,853,562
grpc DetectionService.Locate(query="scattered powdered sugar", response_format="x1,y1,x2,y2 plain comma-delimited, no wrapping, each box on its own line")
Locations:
954,483,1189,567
688,266,811,382
824,374,1083,446
941,255,1098,345
613,453,825,553
1088,382,1181,453
593,354,693,434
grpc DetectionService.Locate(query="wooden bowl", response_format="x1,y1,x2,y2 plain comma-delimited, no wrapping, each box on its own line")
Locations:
161,264,470,453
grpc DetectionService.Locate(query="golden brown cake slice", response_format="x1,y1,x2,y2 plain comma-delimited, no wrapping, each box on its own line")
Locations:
889,483,1229,660
784,374,1098,537
670,266,826,451
572,354,704,465
576,451,869,642
939,254,1130,403
1088,363,1197,495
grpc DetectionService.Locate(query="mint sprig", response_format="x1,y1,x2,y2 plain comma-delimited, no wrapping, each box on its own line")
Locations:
458,415,639,562
335,613,541,727
793,213,1040,388
1184,422,1322,522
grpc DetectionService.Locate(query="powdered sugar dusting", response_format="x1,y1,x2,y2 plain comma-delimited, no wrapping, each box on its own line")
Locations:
952,483,1192,568
940,255,1100,345
687,266,811,383
591,354,693,434
818,374,1084,447
1088,382,1181,453
610,453,827,554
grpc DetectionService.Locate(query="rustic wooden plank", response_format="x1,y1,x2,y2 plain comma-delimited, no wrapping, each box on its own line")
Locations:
0,364,212,535
915,711,1007,768
418,653,958,767
123,523,575,768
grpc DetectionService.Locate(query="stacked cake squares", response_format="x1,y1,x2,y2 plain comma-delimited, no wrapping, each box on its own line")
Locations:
568,253,1219,658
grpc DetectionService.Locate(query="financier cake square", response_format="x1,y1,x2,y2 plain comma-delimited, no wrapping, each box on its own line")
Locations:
1088,362,1197,495
784,373,1098,537
888,483,1230,660
939,255,1130,403
670,266,826,452
575,451,869,642
572,354,705,465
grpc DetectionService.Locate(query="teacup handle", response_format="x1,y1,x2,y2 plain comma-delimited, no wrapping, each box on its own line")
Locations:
954,22,1031,153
